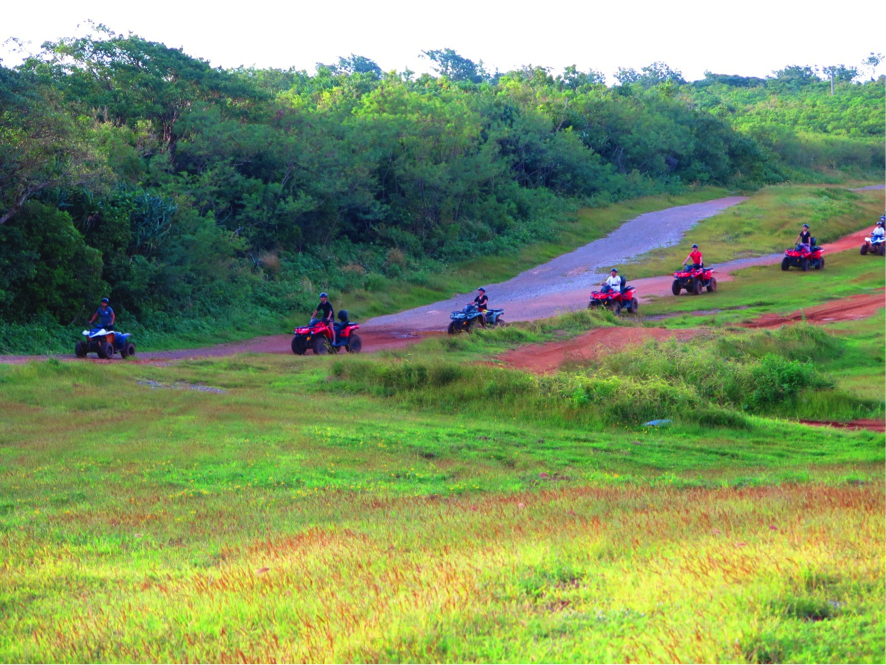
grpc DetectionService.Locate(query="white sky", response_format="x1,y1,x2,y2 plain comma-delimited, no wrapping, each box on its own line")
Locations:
2,0,884,83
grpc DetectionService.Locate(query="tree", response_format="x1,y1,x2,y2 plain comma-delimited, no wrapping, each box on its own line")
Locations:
0,66,106,225
318,54,383,79
420,48,492,83
820,64,858,95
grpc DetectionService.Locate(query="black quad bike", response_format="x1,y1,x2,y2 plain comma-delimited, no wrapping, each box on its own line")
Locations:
447,305,506,334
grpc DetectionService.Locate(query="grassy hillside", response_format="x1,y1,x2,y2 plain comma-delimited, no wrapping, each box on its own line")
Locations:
1,320,883,661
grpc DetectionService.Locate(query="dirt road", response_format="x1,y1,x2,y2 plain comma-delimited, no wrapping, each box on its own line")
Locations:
367,196,747,331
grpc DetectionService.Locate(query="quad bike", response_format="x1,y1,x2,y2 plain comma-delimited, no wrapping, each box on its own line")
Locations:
447,305,506,334
781,238,824,271
588,283,638,315
672,264,717,295
75,327,136,359
291,310,362,355
860,234,886,256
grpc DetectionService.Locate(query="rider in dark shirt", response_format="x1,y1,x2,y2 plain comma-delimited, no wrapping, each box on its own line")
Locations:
88,298,115,330
795,224,812,249
473,288,488,311
471,288,488,327
312,292,335,342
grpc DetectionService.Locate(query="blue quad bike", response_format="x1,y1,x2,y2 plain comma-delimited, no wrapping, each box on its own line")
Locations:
447,305,506,334
75,327,136,359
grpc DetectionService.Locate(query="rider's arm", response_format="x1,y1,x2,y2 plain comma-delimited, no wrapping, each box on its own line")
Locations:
110,311,116,325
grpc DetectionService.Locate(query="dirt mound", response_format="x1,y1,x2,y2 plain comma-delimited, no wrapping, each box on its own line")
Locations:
740,291,885,329
498,327,696,374
800,419,885,433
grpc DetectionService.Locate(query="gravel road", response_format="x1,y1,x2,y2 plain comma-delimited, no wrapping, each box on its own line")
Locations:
368,196,746,330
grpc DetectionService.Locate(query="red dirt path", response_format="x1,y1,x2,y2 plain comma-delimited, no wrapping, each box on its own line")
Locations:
498,327,697,374
800,419,885,433
739,290,886,329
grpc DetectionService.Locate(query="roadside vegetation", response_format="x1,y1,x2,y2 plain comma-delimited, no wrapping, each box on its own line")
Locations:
1,29,883,353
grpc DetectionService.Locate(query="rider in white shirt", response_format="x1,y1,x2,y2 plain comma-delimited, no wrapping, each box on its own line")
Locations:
872,221,885,240
602,268,623,293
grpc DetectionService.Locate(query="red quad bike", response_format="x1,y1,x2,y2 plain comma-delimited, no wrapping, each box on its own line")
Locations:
588,283,638,316
671,264,717,296
291,310,362,355
781,237,824,271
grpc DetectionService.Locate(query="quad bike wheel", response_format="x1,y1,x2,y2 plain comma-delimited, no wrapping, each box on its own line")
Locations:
588,301,600,310
706,278,717,293
346,334,363,353
291,336,308,355
495,318,507,328
120,343,129,358
125,343,136,357
692,279,704,295
467,317,484,333
629,298,639,313
74,341,87,358
801,258,810,272
781,257,790,271
610,301,622,316
101,342,114,359
447,322,459,335
97,341,108,359
860,244,868,255
312,336,329,355
671,280,681,296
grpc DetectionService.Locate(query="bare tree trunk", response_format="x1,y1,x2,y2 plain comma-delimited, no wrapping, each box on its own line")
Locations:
0,183,50,225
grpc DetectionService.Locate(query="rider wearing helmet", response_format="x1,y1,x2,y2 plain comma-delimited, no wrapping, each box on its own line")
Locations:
470,288,488,327
795,224,812,250
683,244,703,269
88,298,115,330
311,292,335,340
602,268,623,294
872,220,885,240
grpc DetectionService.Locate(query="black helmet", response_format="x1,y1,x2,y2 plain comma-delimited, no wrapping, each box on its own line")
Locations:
337,310,348,322
101,297,109,303
319,292,328,298
477,287,485,292
878,221,884,227
610,268,618,273
802,224,809,228
692,244,698,248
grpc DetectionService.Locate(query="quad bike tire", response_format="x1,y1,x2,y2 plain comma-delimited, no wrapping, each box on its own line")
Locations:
781,257,790,271
101,342,114,359
801,258,810,272
291,336,308,355
125,343,136,357
347,334,363,353
120,343,129,358
312,336,329,355
610,301,622,316
706,278,717,293
447,322,459,335
860,244,868,255
74,341,87,358
588,301,600,310
494,318,507,328
692,279,704,295
467,317,483,333
671,280,681,296
629,298,639,313
96,341,108,359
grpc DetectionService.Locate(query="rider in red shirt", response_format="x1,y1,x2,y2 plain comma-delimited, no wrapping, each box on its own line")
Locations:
683,244,703,269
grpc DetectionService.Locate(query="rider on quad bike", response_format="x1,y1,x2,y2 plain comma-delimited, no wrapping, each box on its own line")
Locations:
311,292,335,341
88,297,115,330
683,244,703,269
794,224,812,251
470,288,488,327
601,268,624,294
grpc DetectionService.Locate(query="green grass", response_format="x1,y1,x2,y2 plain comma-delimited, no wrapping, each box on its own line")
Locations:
1,328,884,661
625,184,885,278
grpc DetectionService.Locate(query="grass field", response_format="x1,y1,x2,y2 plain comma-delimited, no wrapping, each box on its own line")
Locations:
2,183,884,663
2,316,884,661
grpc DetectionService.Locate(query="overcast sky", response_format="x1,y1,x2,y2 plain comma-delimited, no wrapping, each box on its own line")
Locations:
2,0,883,83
